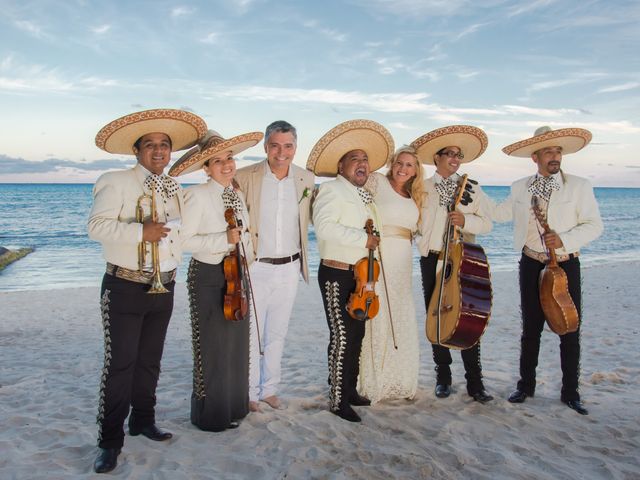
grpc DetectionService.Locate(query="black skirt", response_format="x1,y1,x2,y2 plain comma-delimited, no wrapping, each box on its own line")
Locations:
187,258,250,431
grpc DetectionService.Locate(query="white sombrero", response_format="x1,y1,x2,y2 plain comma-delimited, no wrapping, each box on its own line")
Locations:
502,126,592,157
95,108,208,154
410,125,488,165
306,119,394,177
168,130,263,177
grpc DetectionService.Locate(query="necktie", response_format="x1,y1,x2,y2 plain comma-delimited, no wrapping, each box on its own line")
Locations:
528,175,559,202
357,187,373,206
222,186,243,215
143,174,179,200
435,177,458,207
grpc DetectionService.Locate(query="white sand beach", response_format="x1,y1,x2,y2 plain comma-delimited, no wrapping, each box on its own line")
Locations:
1,261,639,479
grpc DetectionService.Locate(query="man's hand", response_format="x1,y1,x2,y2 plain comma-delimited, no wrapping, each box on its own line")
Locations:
142,221,170,242
226,226,242,245
543,231,564,249
449,211,466,227
366,233,380,250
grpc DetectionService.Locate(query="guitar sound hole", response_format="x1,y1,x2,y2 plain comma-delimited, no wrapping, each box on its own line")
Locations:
444,261,452,281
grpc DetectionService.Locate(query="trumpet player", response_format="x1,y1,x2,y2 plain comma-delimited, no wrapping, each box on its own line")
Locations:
88,109,207,474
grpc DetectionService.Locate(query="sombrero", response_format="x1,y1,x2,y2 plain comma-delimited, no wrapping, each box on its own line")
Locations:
95,108,208,154
306,119,394,177
410,125,488,165
168,130,263,177
502,126,592,157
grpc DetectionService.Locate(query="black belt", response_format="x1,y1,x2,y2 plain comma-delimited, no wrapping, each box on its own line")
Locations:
257,252,300,265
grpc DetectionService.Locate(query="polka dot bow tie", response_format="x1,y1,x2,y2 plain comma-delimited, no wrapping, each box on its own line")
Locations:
528,175,560,202
143,174,179,200
435,177,459,207
357,187,373,206
222,186,243,214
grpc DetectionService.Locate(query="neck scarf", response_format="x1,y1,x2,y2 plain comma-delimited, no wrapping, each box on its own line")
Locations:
528,175,560,202
143,173,179,200
435,177,458,207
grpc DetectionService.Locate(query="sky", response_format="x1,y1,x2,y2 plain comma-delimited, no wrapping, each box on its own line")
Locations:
0,0,639,186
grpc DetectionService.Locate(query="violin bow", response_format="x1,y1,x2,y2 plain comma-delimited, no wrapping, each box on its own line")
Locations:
377,241,398,350
234,211,264,356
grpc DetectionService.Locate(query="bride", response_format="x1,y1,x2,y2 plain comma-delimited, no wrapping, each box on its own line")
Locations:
358,145,425,404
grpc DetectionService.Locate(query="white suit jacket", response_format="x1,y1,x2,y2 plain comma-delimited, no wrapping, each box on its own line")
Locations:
181,180,254,265
88,164,184,270
313,175,379,265
490,173,603,254
416,175,493,257
234,160,315,282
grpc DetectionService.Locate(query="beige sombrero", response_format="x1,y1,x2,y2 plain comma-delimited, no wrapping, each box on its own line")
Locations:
410,125,488,165
306,119,394,177
168,130,263,177
502,126,592,157
95,109,208,154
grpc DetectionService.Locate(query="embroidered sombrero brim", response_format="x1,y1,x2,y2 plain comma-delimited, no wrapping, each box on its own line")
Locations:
410,125,488,165
306,120,394,177
168,131,263,177
502,127,592,157
95,109,208,154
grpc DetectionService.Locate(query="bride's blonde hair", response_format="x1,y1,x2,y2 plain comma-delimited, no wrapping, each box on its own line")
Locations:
386,145,426,224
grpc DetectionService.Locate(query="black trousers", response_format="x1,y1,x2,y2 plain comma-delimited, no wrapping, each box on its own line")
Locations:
318,264,366,412
420,253,485,395
97,273,174,449
518,254,582,401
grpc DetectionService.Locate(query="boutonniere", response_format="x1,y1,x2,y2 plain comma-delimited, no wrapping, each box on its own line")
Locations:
299,187,311,204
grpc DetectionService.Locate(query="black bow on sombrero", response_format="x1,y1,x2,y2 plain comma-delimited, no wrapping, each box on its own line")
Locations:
306,119,395,177
410,125,488,165
502,126,592,157
95,108,208,154
168,129,263,177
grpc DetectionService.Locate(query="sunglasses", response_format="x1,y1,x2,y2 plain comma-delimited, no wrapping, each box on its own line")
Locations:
438,150,464,160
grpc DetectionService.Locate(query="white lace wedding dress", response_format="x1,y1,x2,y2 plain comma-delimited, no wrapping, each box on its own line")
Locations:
358,173,420,404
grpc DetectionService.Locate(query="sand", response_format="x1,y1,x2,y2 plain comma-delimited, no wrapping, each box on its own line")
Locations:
1,261,639,479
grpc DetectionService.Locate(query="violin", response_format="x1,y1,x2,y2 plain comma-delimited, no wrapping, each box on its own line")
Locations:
223,208,249,322
346,219,380,321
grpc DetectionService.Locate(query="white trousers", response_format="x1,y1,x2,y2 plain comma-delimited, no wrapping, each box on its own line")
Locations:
248,260,300,401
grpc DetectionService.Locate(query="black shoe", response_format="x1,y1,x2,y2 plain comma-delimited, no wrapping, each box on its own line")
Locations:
331,405,361,423
508,389,529,403
228,421,240,429
349,393,371,406
94,447,120,474
566,400,589,415
435,384,451,398
129,424,173,441
471,390,494,404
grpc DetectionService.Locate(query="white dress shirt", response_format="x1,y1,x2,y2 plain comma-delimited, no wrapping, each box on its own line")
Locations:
256,167,300,258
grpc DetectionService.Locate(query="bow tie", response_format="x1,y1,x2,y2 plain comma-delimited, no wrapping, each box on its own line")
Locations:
143,174,179,200
222,186,243,214
435,177,458,207
357,187,373,206
528,175,559,202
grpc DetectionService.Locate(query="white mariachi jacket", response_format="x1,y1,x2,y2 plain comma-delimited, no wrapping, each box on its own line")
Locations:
489,172,603,254
88,164,184,271
181,180,254,266
313,174,379,266
416,174,493,257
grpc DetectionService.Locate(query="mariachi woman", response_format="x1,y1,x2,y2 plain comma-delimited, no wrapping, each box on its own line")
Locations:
170,129,263,431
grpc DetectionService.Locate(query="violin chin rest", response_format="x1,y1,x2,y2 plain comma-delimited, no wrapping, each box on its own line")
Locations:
352,309,367,321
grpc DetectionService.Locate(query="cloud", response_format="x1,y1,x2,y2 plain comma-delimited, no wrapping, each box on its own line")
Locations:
0,155,133,174
354,0,473,17
598,82,640,94
91,24,111,35
502,105,582,117
388,122,414,130
14,19,47,39
0,55,119,94
200,32,220,44
171,6,195,17
454,23,488,41
507,0,556,18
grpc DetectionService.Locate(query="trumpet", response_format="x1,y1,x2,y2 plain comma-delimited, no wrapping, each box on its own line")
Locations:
136,191,170,294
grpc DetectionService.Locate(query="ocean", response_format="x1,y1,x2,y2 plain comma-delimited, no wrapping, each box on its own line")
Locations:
0,183,638,292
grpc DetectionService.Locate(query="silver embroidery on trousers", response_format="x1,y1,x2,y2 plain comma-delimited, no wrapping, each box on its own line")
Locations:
188,259,206,399
97,289,112,442
325,281,346,411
